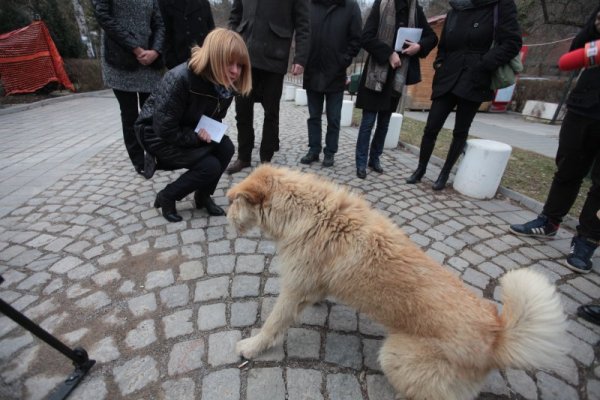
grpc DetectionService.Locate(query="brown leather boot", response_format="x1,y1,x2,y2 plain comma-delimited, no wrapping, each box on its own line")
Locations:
226,159,251,174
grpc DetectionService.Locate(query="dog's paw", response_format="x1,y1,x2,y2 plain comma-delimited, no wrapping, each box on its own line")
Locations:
236,336,263,359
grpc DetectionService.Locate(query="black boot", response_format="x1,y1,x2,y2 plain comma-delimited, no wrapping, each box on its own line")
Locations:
407,135,436,184
154,191,182,222
195,191,226,216
432,137,466,191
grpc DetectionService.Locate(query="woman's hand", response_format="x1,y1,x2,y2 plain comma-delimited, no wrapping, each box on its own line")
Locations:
197,128,211,143
137,49,159,66
401,40,421,56
595,10,600,34
388,52,401,69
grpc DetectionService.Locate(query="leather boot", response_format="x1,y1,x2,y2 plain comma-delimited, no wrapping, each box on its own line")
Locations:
226,159,251,174
432,137,466,191
195,191,226,216
406,164,426,184
407,135,436,184
154,191,182,222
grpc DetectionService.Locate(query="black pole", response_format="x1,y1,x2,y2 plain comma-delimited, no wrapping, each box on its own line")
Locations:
551,70,578,125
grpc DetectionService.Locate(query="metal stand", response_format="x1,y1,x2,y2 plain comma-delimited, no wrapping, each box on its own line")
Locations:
0,276,95,400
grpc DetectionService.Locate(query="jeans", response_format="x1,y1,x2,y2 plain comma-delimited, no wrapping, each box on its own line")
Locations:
542,111,600,240
113,89,150,170
355,110,392,169
235,68,284,162
306,90,344,156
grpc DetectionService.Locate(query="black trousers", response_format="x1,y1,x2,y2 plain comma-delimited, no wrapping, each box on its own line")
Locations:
423,92,481,145
113,89,150,170
153,136,235,201
543,111,600,241
234,68,284,162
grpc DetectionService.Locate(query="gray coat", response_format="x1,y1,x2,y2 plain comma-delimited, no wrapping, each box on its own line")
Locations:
92,0,165,93
228,0,311,75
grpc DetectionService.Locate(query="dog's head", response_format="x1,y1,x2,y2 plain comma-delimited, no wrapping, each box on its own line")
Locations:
226,164,282,234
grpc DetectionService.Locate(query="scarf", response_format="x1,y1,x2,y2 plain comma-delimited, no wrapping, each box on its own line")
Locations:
364,0,416,93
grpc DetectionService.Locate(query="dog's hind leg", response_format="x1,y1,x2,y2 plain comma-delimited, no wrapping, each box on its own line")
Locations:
379,333,484,400
236,288,318,359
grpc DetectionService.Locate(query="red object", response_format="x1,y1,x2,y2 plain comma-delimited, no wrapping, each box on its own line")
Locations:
0,21,75,96
558,40,600,71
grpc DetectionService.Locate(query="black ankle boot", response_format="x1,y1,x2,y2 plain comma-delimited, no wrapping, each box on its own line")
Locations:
154,191,182,222
406,165,426,184
194,192,225,216
432,171,450,191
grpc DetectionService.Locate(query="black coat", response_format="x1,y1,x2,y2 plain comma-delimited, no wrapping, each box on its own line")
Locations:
355,0,438,112
135,63,234,164
228,0,311,75
431,0,522,103
158,0,215,69
565,6,600,121
302,0,362,93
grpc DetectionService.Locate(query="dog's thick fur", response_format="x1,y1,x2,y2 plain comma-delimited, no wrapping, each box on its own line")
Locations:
226,165,568,400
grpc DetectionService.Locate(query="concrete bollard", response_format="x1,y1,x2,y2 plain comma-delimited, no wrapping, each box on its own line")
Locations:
452,139,512,199
294,88,307,106
383,113,403,149
340,100,354,127
284,85,296,101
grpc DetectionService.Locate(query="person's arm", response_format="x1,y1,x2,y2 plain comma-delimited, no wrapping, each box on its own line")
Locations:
291,0,311,75
158,0,174,64
410,3,438,58
344,1,363,65
91,0,141,51
228,0,243,30
139,0,165,65
479,0,522,71
570,6,600,51
360,0,395,65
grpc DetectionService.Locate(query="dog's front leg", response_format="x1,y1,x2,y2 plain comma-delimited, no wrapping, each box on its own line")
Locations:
237,289,308,359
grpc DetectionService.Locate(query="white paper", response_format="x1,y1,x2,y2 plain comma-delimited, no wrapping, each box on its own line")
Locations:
394,27,423,51
195,115,228,143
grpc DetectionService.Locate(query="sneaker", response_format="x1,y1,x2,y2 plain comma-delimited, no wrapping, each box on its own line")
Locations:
508,215,559,238
565,235,597,273
322,154,334,167
300,152,319,165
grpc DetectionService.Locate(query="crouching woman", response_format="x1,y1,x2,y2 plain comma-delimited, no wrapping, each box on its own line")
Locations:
136,28,252,222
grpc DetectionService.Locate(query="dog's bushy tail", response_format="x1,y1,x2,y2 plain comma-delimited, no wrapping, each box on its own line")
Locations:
494,268,569,370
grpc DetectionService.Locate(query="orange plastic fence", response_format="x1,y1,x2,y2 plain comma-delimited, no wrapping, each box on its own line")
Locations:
0,21,75,96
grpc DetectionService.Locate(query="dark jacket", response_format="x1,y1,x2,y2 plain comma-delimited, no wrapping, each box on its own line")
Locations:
135,63,233,164
431,0,522,103
565,6,600,120
228,0,311,75
303,0,362,93
355,0,438,112
158,0,215,69
92,0,165,70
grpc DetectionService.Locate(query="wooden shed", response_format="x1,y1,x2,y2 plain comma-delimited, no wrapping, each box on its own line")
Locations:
406,14,446,110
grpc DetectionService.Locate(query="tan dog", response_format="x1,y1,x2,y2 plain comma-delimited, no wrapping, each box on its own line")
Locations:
226,165,568,400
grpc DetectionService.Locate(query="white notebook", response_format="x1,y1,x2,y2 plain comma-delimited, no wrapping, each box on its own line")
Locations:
394,27,422,51
195,115,228,143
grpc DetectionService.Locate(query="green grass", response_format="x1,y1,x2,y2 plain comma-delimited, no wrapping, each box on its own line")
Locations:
353,110,589,219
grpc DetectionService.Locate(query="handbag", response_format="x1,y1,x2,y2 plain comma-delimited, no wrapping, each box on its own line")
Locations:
489,4,523,91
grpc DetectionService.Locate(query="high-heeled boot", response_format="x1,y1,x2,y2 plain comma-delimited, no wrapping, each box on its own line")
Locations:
154,190,182,222
406,135,435,184
432,137,466,191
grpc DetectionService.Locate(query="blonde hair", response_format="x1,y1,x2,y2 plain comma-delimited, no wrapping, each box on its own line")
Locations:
188,28,252,96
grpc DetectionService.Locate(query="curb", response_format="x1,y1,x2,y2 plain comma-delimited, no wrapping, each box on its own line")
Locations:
0,89,114,116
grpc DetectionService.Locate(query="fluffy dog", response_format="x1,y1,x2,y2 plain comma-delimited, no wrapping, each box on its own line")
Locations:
226,165,568,400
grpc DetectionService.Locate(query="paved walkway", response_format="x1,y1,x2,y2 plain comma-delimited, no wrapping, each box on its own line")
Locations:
0,90,598,400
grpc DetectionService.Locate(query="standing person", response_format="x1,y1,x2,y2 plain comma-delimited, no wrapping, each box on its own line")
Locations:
406,0,521,189
225,0,311,174
92,0,165,176
135,28,252,222
158,0,215,69
354,0,438,179
300,0,362,168
509,6,600,273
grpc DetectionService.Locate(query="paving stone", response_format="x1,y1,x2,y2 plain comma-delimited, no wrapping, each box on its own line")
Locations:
24,374,64,400
145,268,175,289
298,302,328,326
232,275,261,298
247,368,285,400
235,254,265,273
208,240,230,255
327,373,362,400
325,332,362,370
201,369,240,400
363,338,383,371
358,314,387,336
89,337,120,363
162,378,195,400
168,338,205,375
62,327,89,344
234,238,258,253
1,345,39,383
329,304,358,332
366,374,396,400
481,369,510,396
198,303,227,330
0,332,33,359
92,268,121,286
67,263,98,280
160,284,190,308
16,272,51,290
194,276,230,301
286,328,320,359
128,293,157,317
588,380,600,400
286,368,323,400
179,260,204,280
207,255,236,274
163,309,194,339
49,256,83,273
230,301,258,327
537,371,579,400
11,294,38,311
113,356,159,395
208,330,241,366
75,291,111,310
1,269,27,287
125,319,157,349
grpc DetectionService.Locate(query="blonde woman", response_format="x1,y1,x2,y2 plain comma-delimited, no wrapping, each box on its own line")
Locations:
135,28,252,222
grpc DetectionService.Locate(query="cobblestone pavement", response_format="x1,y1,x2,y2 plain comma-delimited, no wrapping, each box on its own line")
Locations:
0,91,599,400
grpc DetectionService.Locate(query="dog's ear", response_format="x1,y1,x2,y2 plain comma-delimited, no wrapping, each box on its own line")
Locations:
226,165,274,205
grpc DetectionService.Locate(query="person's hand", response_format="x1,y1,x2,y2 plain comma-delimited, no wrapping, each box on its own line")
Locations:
197,128,211,143
401,40,421,56
291,64,304,75
595,11,600,34
137,49,159,66
389,52,401,69
133,47,144,57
